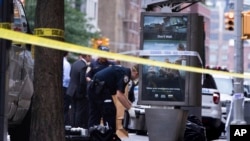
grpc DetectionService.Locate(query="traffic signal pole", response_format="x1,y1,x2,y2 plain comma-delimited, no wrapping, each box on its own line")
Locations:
227,0,246,141
0,0,12,141
234,0,244,94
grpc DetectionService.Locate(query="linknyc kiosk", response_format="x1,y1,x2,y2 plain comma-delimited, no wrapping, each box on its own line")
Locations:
137,12,204,141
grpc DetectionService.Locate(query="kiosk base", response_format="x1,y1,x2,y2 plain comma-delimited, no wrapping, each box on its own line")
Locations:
145,108,188,141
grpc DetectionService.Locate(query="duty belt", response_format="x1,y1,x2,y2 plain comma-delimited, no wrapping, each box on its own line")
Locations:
91,78,105,94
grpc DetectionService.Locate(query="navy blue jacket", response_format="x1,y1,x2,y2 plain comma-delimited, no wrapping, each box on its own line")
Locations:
93,66,131,95
86,59,115,79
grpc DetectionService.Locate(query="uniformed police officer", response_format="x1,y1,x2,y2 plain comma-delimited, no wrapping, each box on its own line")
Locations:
86,46,115,83
87,65,137,133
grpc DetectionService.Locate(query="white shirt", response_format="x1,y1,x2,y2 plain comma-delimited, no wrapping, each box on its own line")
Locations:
81,58,90,65
63,57,71,88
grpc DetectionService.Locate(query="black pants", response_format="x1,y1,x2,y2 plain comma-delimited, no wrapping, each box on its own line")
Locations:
88,87,116,132
70,96,89,128
63,87,71,125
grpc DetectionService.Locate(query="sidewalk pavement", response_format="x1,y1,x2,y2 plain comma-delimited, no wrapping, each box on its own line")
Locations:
121,133,227,141
121,133,148,141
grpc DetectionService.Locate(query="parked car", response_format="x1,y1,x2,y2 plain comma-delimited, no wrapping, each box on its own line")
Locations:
7,1,34,141
244,82,250,97
201,73,224,140
211,74,234,125
213,74,250,128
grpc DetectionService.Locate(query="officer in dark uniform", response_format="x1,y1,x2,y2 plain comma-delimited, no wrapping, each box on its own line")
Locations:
86,46,115,82
87,65,137,133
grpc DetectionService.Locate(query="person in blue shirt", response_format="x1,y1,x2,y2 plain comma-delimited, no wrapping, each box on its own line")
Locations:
87,65,138,133
63,52,71,125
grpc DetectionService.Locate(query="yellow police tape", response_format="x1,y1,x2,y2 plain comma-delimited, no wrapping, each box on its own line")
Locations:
0,23,11,29
0,23,25,45
0,28,249,79
34,28,64,38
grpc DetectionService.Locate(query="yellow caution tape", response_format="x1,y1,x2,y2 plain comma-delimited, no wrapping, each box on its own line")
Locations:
34,28,64,38
0,22,26,45
0,28,249,79
0,23,11,29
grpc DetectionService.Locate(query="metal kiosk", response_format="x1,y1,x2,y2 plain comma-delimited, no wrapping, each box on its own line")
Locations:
138,12,204,141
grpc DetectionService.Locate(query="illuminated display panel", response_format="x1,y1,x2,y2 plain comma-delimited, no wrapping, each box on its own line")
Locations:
138,12,203,106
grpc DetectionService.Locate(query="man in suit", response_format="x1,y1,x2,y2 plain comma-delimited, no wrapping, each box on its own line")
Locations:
66,54,92,128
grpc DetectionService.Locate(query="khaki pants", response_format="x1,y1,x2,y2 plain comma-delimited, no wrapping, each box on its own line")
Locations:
112,85,129,138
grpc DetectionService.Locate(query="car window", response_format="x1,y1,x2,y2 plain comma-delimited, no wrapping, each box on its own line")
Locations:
202,74,217,89
214,77,233,95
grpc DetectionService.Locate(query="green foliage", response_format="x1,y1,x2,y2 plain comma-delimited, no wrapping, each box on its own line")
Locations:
24,0,36,31
64,0,100,46
24,0,100,46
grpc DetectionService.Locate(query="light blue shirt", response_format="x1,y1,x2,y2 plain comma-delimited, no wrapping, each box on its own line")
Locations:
63,57,71,88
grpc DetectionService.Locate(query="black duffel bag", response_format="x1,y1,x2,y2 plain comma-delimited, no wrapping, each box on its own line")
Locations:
89,125,121,141
184,115,207,141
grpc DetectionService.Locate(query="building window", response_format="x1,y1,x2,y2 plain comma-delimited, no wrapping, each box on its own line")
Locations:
209,54,217,64
221,55,228,61
248,54,250,60
94,2,97,19
210,33,219,40
210,45,218,51
248,63,250,70
222,45,228,49
210,21,219,30
221,45,228,51
223,34,234,41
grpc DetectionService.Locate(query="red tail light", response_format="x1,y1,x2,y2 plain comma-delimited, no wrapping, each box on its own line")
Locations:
13,27,22,31
213,92,220,104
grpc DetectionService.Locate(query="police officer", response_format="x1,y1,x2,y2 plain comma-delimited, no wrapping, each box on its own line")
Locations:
86,46,115,82
87,65,137,133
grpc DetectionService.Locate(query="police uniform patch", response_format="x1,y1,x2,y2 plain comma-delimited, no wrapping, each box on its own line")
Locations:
124,75,129,83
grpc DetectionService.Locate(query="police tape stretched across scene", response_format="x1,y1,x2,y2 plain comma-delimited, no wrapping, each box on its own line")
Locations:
0,28,249,79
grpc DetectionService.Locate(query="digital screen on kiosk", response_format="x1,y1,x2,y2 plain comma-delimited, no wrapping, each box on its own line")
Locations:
140,13,188,103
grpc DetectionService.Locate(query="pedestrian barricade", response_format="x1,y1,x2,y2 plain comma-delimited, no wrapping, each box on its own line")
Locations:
226,100,250,124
